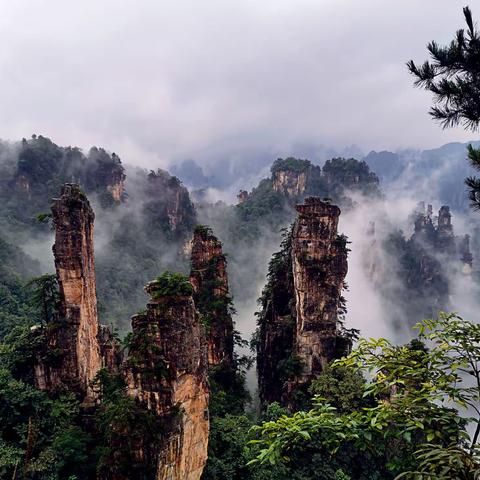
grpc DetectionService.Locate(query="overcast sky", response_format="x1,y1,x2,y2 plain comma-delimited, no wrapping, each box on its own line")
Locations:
0,0,476,168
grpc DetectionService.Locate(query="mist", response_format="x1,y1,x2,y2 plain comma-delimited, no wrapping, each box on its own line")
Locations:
0,0,475,173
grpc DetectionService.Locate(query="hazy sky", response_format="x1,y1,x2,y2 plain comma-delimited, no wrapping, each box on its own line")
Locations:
0,0,476,168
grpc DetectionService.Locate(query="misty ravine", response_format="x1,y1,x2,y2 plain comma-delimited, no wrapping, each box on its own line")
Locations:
3,2,480,480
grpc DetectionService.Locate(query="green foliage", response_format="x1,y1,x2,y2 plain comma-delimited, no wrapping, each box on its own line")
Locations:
148,271,194,298
250,314,480,479
466,143,480,210
193,251,235,329
36,212,52,224
26,274,59,324
203,414,288,480
382,230,448,325
322,157,381,201
208,362,251,417
408,7,480,131
257,226,293,308
276,354,303,384
94,369,160,479
0,236,42,338
194,224,215,237
408,7,480,212
309,365,370,414
271,158,312,175
395,444,480,480
0,333,95,479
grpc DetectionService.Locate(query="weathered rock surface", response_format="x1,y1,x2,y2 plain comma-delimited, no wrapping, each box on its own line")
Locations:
291,197,350,385
190,226,234,366
460,234,473,274
35,184,103,400
413,202,456,254
257,197,350,405
144,169,196,237
105,156,126,203
125,278,209,480
272,169,308,197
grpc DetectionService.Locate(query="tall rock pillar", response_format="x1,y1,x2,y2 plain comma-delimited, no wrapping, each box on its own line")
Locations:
292,197,350,385
256,197,351,406
35,184,102,400
189,225,234,366
125,274,209,480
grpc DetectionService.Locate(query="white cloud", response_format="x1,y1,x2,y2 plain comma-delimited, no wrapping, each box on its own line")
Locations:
0,0,473,167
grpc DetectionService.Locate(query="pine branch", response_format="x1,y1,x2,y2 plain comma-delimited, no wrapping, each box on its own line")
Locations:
467,144,480,170
465,176,480,210
464,6,475,38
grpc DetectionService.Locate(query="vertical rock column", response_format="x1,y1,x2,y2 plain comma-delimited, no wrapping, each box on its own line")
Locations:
53,183,102,397
437,205,456,253
256,232,296,405
292,197,350,385
125,275,209,480
35,184,102,399
189,226,234,366
460,234,473,274
272,169,308,197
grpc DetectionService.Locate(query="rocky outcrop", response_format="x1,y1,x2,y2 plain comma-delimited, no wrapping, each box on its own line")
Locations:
15,173,31,198
437,205,455,253
84,148,126,203
291,198,350,385
34,184,103,400
144,169,196,237
105,156,126,203
99,325,121,372
189,226,234,366
256,231,296,405
257,197,350,405
413,203,456,254
237,190,248,204
460,234,473,274
273,170,308,197
125,274,209,480
379,201,475,327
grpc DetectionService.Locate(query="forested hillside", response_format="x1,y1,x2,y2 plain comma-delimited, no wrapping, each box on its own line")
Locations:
1,131,480,479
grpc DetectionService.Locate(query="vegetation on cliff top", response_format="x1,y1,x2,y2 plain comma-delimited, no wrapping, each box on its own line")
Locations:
147,271,194,298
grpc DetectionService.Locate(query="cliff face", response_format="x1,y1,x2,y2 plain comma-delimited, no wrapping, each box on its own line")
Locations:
256,232,296,405
460,234,473,274
143,169,196,238
125,275,209,480
291,198,350,385
378,201,474,327
413,202,456,254
272,170,308,197
257,197,350,405
105,161,126,203
84,148,126,204
35,184,103,399
34,184,120,399
189,226,234,366
13,137,126,207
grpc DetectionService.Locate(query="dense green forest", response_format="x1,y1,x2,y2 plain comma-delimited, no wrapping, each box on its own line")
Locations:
3,5,480,479
1,131,480,478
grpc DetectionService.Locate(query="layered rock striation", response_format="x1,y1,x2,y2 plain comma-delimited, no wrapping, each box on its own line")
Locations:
292,198,350,386
257,197,351,405
125,274,209,480
35,184,104,399
189,225,234,366
272,169,308,197
144,169,196,237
